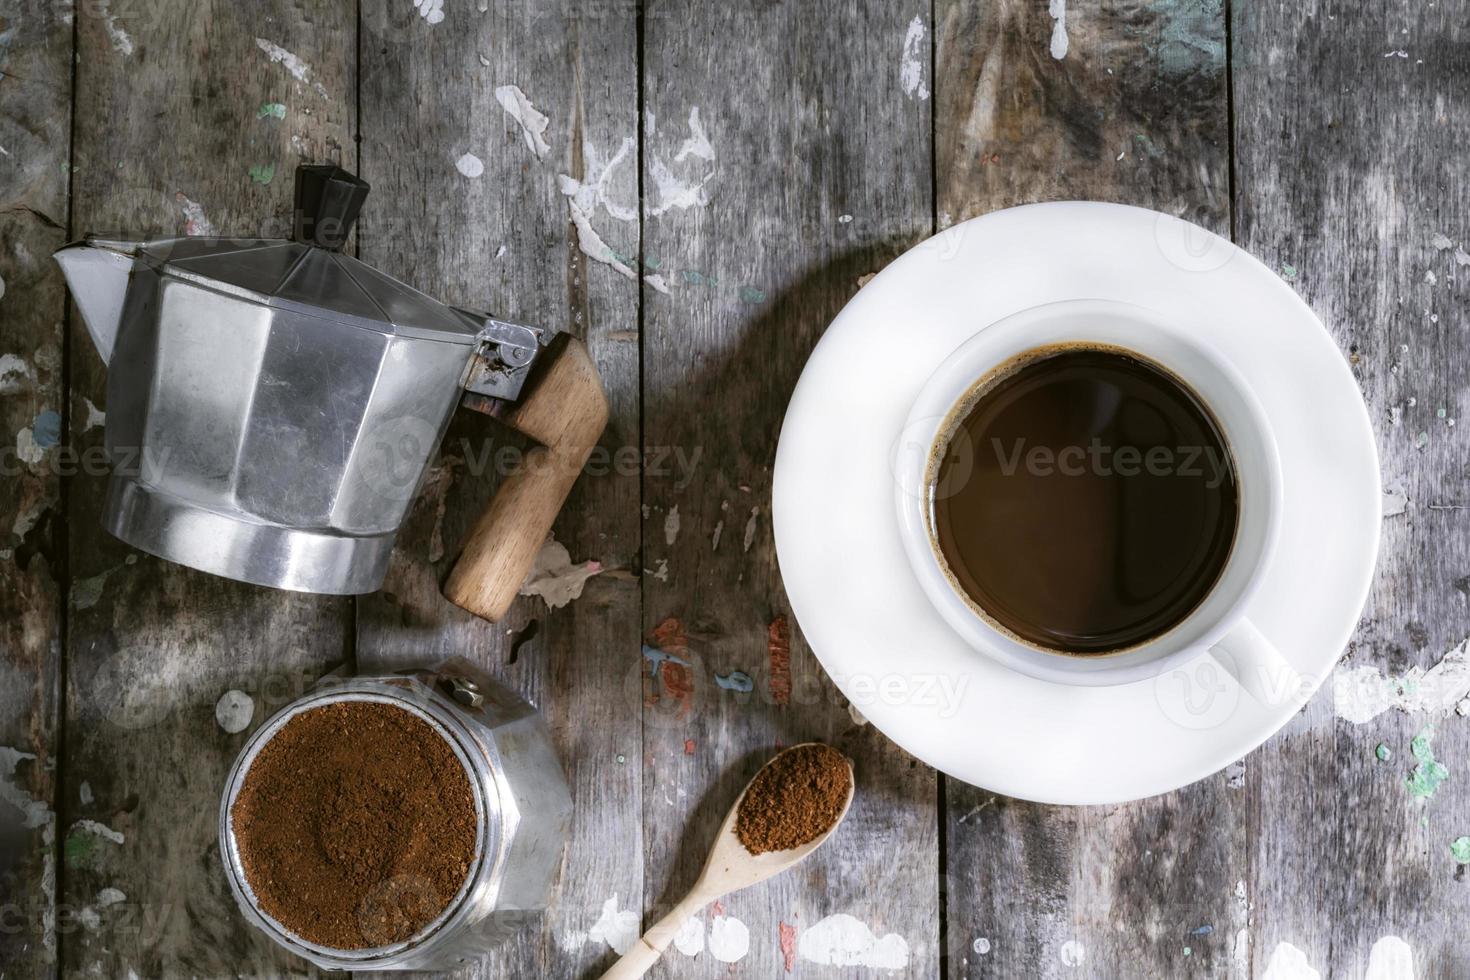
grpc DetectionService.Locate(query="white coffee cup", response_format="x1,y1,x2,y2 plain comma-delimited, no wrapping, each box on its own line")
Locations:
892,298,1305,704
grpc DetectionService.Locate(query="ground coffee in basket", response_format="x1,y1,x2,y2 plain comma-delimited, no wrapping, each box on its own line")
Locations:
735,743,852,854
230,701,478,950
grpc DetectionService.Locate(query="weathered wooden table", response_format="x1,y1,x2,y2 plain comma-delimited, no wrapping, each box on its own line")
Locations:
2,0,1467,977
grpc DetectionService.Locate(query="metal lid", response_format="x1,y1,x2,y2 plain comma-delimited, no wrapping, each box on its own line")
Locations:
137,166,479,346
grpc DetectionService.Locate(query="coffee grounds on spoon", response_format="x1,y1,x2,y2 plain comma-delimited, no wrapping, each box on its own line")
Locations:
736,743,852,854
230,701,478,950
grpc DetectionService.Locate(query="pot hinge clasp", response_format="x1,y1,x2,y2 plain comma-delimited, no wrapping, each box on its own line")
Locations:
459,313,550,409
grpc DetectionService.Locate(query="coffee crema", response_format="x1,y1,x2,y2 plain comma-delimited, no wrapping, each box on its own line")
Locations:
929,344,1239,655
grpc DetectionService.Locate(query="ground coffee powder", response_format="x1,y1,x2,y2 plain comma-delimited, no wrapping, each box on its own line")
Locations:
735,743,852,854
230,701,478,950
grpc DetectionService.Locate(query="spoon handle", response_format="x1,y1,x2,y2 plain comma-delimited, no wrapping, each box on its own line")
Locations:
598,895,707,980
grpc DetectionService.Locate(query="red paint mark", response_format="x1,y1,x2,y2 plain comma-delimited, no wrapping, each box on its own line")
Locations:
712,900,725,917
648,617,694,719
779,921,798,972
768,614,791,705
651,617,688,655
683,738,696,755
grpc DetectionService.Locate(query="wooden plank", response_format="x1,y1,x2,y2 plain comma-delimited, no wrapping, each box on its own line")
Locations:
355,1,641,976
1234,1,1470,976
61,4,355,975
639,1,938,976
0,1,71,975
934,1,1242,977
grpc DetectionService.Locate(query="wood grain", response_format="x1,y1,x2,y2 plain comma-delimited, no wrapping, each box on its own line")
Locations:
1235,0,1470,976
355,1,642,976
934,1,1244,977
639,1,939,977
0,1,70,975
61,2,354,975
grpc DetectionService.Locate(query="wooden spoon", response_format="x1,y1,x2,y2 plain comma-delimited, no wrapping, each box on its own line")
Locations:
598,743,855,980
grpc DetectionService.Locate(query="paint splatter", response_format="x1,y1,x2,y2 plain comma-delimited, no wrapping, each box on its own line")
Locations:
254,38,329,99
257,102,287,120
739,286,767,304
900,16,929,100
779,921,798,972
974,937,992,954
672,915,704,956
248,164,276,185
495,84,552,159
1406,727,1449,800
563,186,638,279
743,506,759,552
0,353,35,394
1365,936,1415,980
1375,743,1391,762
519,537,601,608
79,781,93,806
1280,263,1299,280
1383,491,1408,517
1457,248,1470,268
683,738,696,755
708,913,750,963
1048,0,1070,59
176,193,217,236
97,0,134,56
648,155,715,216
674,107,715,162
1334,637,1470,723
70,818,125,846
1431,232,1454,251
768,615,792,706
714,670,753,693
0,746,52,830
646,619,694,717
215,690,254,734
455,152,484,178
799,914,909,969
16,427,44,465
412,0,446,24
645,274,672,294
1451,837,1470,864
586,895,639,955
664,504,681,545
1059,939,1085,967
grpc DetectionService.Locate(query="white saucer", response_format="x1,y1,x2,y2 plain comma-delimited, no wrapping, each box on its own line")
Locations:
772,202,1381,805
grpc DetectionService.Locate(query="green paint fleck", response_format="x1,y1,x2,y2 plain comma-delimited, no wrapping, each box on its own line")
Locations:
1375,743,1391,762
1183,947,1192,956
64,831,97,868
1132,133,1164,158
248,164,277,185
615,753,626,765
644,256,663,270
1280,263,1299,280
681,269,719,286
1415,431,1430,449
257,102,287,120
739,286,767,304
1451,836,1470,864
1406,727,1449,800
1437,407,1448,419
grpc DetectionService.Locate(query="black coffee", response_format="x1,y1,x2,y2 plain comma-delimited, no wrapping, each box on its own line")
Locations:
930,345,1238,654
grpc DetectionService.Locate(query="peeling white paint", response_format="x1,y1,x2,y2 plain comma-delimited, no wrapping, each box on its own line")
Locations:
672,915,704,956
1334,637,1470,723
1456,247,1470,267
0,746,52,830
215,690,255,734
1382,491,1408,517
1059,939,1085,967
495,84,552,159
742,507,759,552
16,426,44,465
79,781,94,806
973,937,991,955
648,156,714,216
1430,232,1454,251
413,0,446,25
83,398,106,432
520,537,602,608
1365,936,1415,980
0,353,34,395
1262,942,1321,980
673,107,715,163
708,913,750,963
559,137,638,223
455,152,484,179
647,558,670,582
97,0,134,56
664,505,681,545
900,16,929,101
566,196,637,280
1048,0,1070,59
255,38,329,99
586,895,639,955
70,818,125,845
644,273,672,294
799,914,909,969
711,520,724,551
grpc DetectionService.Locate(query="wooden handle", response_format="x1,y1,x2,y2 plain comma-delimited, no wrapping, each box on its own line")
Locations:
443,335,608,622
598,896,706,980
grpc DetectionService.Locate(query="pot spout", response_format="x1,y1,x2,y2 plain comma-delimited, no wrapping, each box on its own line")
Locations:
53,238,143,366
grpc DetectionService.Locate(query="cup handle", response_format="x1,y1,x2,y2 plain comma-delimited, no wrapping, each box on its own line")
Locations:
1209,618,1306,706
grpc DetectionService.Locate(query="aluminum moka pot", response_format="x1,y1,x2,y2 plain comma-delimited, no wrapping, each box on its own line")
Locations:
220,661,573,971
54,165,608,620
